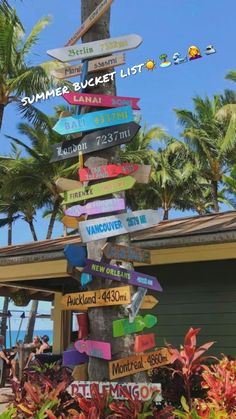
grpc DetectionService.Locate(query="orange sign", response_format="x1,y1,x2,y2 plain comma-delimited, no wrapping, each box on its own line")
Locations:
109,348,171,380
61,286,131,311
62,215,85,229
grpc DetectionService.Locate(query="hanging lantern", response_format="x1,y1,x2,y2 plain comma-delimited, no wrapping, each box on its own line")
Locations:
10,290,31,306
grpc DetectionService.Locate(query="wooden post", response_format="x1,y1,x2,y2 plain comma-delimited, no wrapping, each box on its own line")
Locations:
80,0,146,382
52,293,63,354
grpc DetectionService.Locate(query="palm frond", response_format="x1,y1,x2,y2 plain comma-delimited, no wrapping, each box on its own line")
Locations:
225,71,236,82
21,16,52,58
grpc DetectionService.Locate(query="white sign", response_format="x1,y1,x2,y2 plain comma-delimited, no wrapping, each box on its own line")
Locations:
78,210,159,243
68,381,162,402
47,34,142,62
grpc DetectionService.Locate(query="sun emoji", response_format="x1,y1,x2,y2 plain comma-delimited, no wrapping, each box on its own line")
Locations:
145,59,156,71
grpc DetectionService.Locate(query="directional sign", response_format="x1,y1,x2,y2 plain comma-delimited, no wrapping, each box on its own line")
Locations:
72,364,88,381
75,339,111,360
53,106,134,136
47,34,142,62
113,314,157,338
102,243,151,264
65,198,125,217
134,334,156,353
78,163,138,182
76,313,89,339
64,244,87,267
56,178,83,192
140,295,159,310
61,176,135,205
65,0,114,46
62,216,85,229
63,92,140,110
79,210,159,242
50,122,140,163
82,260,162,292
69,381,162,402
126,288,147,322
132,165,151,184
109,348,171,380
61,286,131,311
52,54,126,79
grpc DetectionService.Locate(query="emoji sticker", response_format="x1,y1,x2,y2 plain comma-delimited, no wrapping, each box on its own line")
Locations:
159,53,172,68
172,52,188,65
145,59,156,70
188,45,202,61
205,45,216,55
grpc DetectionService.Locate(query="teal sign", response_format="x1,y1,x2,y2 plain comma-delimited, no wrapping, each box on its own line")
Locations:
53,106,133,136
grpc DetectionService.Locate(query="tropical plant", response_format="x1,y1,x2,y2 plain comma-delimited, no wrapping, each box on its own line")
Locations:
174,93,236,212
150,328,215,409
0,0,59,130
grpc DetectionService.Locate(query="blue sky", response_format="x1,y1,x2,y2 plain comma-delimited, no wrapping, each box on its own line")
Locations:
0,0,235,246
0,0,236,326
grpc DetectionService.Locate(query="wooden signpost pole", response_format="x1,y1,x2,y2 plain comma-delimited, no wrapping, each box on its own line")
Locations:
79,0,146,384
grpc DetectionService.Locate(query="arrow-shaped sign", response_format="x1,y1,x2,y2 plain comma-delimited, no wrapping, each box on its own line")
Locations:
140,295,159,309
78,163,138,182
61,286,131,310
65,198,125,217
56,178,83,192
52,54,126,79
64,244,87,267
62,216,85,229
65,0,114,46
53,106,133,136
63,92,140,110
82,259,162,292
47,34,142,62
102,243,151,264
113,314,157,337
74,339,111,360
109,349,171,380
50,122,140,163
134,334,156,353
79,210,159,242
61,176,136,205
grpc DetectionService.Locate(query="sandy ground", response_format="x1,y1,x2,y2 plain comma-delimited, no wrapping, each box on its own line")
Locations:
0,386,14,414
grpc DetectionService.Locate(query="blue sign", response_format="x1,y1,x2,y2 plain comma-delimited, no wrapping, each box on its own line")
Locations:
53,106,134,135
64,244,87,267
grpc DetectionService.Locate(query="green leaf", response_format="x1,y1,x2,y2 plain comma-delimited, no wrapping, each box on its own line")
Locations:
181,396,190,413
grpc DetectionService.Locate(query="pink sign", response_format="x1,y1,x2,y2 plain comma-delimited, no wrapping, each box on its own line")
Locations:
78,163,138,182
74,339,112,360
65,198,125,217
63,92,140,110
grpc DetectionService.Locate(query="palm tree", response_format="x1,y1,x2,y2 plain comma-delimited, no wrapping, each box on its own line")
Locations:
174,94,236,212
0,0,58,130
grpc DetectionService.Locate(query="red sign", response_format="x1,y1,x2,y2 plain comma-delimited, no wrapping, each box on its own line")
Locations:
78,163,138,181
63,92,140,110
134,334,156,353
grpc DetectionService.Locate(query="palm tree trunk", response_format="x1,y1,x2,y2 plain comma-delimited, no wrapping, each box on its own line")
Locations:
24,222,38,342
28,220,38,241
24,300,39,343
46,198,60,240
211,181,219,212
8,222,12,246
0,104,4,131
163,208,169,220
0,297,9,342
81,0,146,383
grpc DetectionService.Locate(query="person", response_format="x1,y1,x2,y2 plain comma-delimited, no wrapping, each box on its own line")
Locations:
24,336,42,368
0,335,18,383
38,335,50,354
25,335,50,368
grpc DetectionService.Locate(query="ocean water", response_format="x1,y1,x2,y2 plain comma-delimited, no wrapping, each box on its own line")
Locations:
5,330,53,348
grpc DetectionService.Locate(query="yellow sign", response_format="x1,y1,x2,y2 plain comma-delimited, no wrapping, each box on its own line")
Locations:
61,286,131,311
62,215,85,229
109,348,171,380
141,296,159,309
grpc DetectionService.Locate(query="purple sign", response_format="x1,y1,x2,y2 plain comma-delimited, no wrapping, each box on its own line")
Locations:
65,198,125,217
82,259,162,292
74,339,111,360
